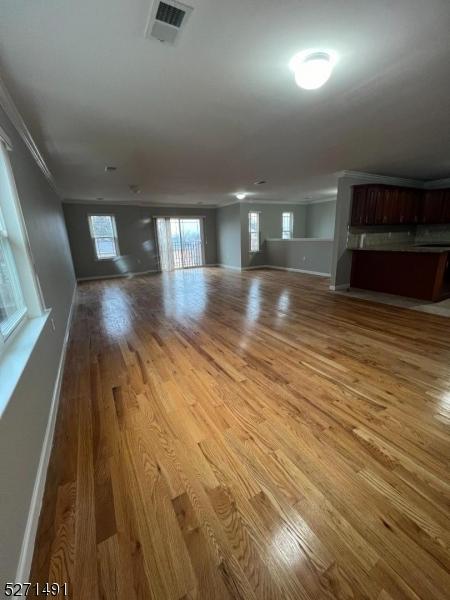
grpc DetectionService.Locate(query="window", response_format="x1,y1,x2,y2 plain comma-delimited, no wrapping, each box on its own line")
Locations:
0,206,26,341
0,131,43,353
88,215,119,260
282,211,293,239
248,211,260,252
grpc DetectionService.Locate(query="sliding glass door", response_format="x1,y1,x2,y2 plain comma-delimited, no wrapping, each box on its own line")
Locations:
156,217,205,271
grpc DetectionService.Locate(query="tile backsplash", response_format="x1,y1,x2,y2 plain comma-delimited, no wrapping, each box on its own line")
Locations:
347,224,450,249
416,224,450,244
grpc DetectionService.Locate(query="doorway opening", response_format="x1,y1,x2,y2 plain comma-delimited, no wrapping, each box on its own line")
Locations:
156,217,205,271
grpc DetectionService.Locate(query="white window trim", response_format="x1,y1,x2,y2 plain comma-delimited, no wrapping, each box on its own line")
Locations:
0,140,45,355
0,132,49,415
0,211,26,342
282,211,294,240
88,214,120,261
248,211,261,253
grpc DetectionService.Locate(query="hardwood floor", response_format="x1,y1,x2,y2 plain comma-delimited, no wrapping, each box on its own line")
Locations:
30,267,450,599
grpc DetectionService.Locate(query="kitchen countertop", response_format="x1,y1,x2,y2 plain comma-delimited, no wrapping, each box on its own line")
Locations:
348,244,450,254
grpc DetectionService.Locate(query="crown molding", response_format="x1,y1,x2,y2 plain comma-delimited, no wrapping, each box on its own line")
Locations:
0,74,57,192
424,177,450,189
340,170,423,187
63,198,217,209
217,199,240,208
304,196,336,205
0,124,13,150
242,199,311,206
218,198,331,208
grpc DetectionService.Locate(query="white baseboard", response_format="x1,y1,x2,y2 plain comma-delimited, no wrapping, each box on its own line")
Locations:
217,263,242,271
77,265,222,281
15,284,77,583
266,265,331,277
218,263,331,277
77,268,159,282
329,283,350,291
243,264,268,271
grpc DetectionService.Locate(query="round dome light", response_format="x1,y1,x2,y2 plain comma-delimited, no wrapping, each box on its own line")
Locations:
289,50,337,90
235,192,247,200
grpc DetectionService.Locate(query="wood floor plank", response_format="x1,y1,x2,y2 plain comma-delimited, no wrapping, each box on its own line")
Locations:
30,268,450,599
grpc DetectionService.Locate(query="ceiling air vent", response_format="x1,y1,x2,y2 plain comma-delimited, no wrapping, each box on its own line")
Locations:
145,0,193,45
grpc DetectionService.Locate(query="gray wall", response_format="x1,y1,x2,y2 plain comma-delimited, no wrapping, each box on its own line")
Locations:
216,202,241,269
0,107,76,582
240,203,307,268
266,239,333,275
63,202,217,279
305,201,336,239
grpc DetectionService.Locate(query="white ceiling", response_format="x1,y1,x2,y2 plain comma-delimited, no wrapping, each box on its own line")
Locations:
1,0,449,206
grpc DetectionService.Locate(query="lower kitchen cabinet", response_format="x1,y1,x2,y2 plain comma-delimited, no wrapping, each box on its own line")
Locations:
351,250,450,301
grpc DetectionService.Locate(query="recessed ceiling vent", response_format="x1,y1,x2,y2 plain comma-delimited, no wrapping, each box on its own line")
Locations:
145,0,193,45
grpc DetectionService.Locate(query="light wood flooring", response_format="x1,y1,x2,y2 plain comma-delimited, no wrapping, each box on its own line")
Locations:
30,268,450,599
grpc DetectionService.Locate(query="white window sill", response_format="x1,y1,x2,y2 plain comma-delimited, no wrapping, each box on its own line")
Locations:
0,310,50,417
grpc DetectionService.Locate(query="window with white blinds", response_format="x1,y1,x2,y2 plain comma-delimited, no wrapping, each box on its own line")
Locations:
248,211,260,252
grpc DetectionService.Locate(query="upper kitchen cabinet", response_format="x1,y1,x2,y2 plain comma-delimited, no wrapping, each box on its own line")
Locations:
397,187,422,224
351,184,422,226
421,189,450,224
442,191,450,222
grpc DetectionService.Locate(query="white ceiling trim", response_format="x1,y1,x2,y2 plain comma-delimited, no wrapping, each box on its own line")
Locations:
424,177,450,189
218,197,333,208
304,196,337,205
0,124,13,150
63,198,217,209
241,199,318,206
216,199,241,208
0,74,57,192
340,170,450,190
340,170,424,187
63,196,338,210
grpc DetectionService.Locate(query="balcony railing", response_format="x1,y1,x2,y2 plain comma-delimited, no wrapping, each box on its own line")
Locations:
172,240,203,269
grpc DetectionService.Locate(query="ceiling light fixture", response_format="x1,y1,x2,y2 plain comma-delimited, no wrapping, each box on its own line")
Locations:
254,180,267,185
289,50,337,90
235,192,247,200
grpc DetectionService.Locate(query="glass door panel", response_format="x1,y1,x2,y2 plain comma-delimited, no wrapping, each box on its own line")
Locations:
156,217,204,271
179,219,203,268
156,217,174,271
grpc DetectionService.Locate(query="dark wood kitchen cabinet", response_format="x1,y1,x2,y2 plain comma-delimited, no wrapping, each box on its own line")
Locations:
351,250,450,301
397,187,422,224
443,192,450,222
422,189,450,224
351,184,450,226
351,185,392,225
351,184,422,226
